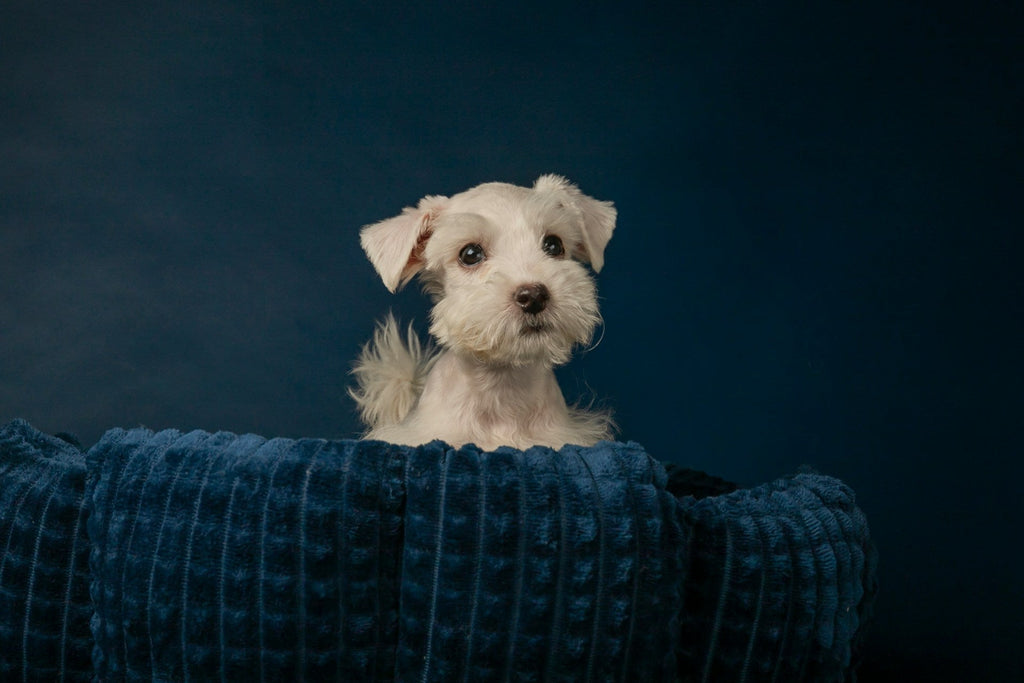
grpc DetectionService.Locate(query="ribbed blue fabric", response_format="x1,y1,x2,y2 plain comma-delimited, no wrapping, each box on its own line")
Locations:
0,419,877,681
396,441,686,682
677,473,879,682
86,427,406,681
0,419,93,682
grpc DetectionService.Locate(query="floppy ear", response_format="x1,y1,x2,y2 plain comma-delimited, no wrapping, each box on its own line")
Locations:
360,195,448,292
533,174,616,272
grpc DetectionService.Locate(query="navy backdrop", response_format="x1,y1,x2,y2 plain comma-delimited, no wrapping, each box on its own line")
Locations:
2,1,1021,679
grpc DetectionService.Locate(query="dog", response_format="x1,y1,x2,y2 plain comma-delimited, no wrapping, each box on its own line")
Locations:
349,174,616,452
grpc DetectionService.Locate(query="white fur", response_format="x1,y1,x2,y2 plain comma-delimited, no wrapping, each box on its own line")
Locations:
350,175,616,451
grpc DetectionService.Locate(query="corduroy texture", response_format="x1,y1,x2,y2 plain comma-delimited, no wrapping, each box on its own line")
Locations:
86,427,407,681
396,441,686,682
0,419,93,682
677,474,880,682
0,419,877,681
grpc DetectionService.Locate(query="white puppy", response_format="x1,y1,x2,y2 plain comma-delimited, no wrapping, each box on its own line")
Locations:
350,174,616,451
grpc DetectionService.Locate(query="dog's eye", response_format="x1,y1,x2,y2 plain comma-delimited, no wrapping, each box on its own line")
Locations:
458,243,486,266
542,234,565,258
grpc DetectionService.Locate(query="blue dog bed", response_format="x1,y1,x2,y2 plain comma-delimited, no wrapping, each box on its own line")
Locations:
0,418,876,681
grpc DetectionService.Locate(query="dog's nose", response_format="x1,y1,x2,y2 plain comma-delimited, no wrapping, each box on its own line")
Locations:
514,283,550,314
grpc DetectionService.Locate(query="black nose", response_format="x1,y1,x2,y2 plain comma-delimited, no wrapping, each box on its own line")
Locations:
514,283,550,314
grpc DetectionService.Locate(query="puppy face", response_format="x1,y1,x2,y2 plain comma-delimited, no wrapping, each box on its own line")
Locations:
361,175,616,367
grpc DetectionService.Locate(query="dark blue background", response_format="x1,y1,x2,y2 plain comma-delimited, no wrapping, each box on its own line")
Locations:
2,1,1021,679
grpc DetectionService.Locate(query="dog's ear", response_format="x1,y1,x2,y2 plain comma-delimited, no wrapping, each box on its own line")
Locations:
533,174,616,272
360,195,448,292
